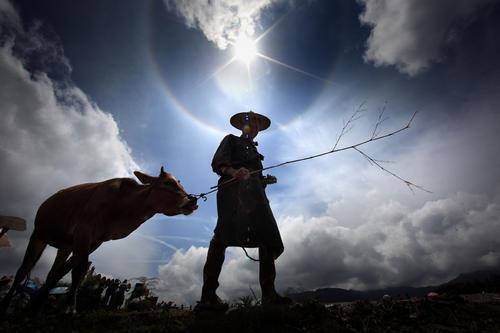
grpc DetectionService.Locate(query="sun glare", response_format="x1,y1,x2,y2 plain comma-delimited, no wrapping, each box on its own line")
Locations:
234,35,257,65
200,25,330,91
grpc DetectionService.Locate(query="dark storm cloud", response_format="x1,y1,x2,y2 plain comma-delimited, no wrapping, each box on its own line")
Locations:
0,1,138,277
358,0,495,76
10,20,72,84
0,0,17,27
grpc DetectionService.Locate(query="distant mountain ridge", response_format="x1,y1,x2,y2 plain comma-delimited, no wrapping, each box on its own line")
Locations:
287,267,500,303
437,268,500,294
287,286,434,303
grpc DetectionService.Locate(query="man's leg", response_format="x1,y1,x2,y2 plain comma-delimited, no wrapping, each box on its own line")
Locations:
259,246,292,305
200,238,226,303
259,246,277,298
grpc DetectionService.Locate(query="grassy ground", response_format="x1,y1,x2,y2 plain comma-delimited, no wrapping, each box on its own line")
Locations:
2,298,500,333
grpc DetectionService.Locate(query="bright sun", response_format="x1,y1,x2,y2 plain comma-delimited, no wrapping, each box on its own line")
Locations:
234,35,257,65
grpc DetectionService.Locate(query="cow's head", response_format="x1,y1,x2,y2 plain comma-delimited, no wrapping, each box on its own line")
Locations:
134,167,198,216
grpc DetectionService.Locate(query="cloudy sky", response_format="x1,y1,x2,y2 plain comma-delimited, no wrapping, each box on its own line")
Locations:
1,0,499,305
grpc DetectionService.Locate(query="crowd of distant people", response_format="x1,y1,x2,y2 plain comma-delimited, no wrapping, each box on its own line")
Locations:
0,263,189,312
77,266,133,310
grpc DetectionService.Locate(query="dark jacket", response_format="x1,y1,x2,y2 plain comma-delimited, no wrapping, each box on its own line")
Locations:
211,134,284,259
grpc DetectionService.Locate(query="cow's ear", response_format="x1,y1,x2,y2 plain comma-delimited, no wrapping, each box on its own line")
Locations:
160,166,167,177
134,171,156,185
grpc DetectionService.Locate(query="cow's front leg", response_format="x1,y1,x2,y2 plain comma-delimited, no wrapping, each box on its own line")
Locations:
65,230,91,314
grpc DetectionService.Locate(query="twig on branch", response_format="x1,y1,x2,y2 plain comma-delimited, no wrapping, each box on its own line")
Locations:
372,102,389,139
333,102,367,151
353,147,431,194
205,107,430,195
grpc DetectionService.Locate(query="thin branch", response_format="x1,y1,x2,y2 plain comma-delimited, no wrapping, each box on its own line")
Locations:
258,110,420,171
206,109,429,195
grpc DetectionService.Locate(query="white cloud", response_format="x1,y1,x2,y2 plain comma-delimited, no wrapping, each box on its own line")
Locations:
358,0,494,76
156,246,206,304
154,192,500,305
0,2,139,278
0,45,137,215
163,0,281,49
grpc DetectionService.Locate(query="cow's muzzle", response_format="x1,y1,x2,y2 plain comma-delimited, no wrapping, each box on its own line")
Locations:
179,194,198,214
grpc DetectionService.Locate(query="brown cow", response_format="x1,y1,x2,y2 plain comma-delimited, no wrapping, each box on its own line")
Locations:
0,167,198,314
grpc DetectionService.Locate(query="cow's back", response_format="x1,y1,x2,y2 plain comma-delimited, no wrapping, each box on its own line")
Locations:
34,178,134,247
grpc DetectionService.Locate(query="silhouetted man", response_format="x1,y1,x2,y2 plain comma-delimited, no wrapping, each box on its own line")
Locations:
196,111,290,311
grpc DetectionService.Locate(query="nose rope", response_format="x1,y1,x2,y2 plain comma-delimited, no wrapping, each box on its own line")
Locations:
188,190,214,202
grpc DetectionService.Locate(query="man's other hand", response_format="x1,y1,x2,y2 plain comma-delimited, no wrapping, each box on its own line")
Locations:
264,175,277,184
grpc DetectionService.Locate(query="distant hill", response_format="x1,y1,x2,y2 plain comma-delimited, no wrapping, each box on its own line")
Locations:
437,268,500,294
287,286,435,303
288,267,500,303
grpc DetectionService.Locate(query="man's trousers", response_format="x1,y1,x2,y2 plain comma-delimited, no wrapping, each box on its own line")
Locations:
200,238,277,301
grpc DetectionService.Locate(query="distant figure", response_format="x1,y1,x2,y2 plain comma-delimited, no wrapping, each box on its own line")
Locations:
129,282,147,303
103,279,119,308
0,167,198,314
86,265,95,278
92,276,106,308
196,111,290,311
109,279,129,310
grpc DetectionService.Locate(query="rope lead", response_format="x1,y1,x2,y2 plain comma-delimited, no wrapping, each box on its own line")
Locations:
241,247,260,262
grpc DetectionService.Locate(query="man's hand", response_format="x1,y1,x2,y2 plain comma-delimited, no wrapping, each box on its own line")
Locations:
263,175,277,185
223,166,250,180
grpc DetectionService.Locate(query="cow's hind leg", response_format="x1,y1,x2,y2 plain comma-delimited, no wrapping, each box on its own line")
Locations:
43,241,102,291
0,233,47,314
29,248,72,311
27,241,101,314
